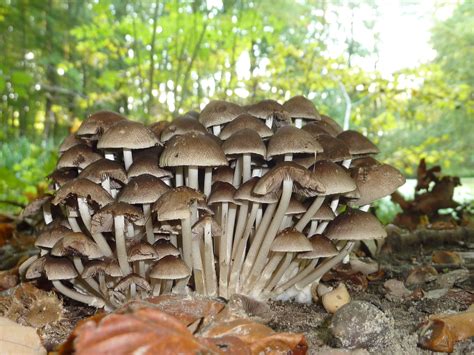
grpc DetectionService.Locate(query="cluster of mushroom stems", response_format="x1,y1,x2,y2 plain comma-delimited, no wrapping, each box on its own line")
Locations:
20,96,405,308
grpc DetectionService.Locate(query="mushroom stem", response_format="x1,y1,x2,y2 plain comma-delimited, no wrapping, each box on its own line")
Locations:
77,197,113,257
72,257,101,294
187,166,199,190
204,167,213,197
294,196,325,232
265,117,273,128
142,203,154,244
123,148,133,170
192,235,206,295
255,206,263,230
18,255,39,278
175,167,184,187
180,216,193,270
244,178,293,290
229,202,259,294
203,222,217,296
68,217,82,233
114,215,132,275
251,253,285,297
264,252,294,293
295,241,355,290
212,125,221,136
219,204,237,298
105,153,115,161
273,258,318,295
232,158,242,187
309,221,318,235
231,202,249,258
294,118,303,129
52,280,105,307
42,203,53,225
101,177,112,196
152,279,161,296
240,203,277,284
242,154,251,183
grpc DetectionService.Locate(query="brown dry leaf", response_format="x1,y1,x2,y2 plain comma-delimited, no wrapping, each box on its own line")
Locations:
405,265,438,286
323,266,368,291
0,316,46,355
0,267,19,291
418,308,474,352
432,250,464,265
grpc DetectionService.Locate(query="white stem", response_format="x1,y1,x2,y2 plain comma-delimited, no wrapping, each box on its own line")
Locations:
316,221,329,234
212,125,221,136
309,221,318,235
242,154,251,183
203,222,217,296
264,252,293,293
252,253,284,296
175,167,184,187
232,158,242,187
180,217,193,270
123,148,133,170
295,196,325,232
232,202,248,258
105,153,115,161
143,204,154,244
219,204,237,298
244,179,293,290
114,215,132,275
68,217,81,232
255,206,263,231
127,223,134,238
192,235,206,295
52,280,105,307
204,167,212,197
188,166,199,190
42,203,52,225
73,257,101,293
295,118,303,128
283,153,293,162
101,177,111,195
152,279,161,296
265,117,273,128
273,258,318,294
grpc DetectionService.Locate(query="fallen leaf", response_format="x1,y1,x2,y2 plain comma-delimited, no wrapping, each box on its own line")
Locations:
405,265,438,286
0,267,19,291
432,250,463,265
418,309,474,352
0,316,46,355
384,279,411,300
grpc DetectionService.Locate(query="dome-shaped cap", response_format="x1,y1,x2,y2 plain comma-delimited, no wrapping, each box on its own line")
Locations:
267,126,323,158
56,144,102,170
337,130,379,156
97,120,158,150
222,129,266,157
51,231,104,259
149,255,191,279
271,228,313,252
312,160,356,196
246,99,290,123
315,135,352,163
128,242,158,262
91,202,145,233
127,155,172,180
298,235,338,259
219,114,273,140
199,100,244,128
45,257,78,280
118,174,170,205
35,225,70,249
114,274,151,292
52,178,113,208
79,159,128,186
77,111,127,137
320,114,344,135
325,208,387,240
208,181,236,204
59,134,85,154
160,133,228,167
283,95,320,120
234,177,280,204
161,116,207,142
153,187,205,220
153,239,181,259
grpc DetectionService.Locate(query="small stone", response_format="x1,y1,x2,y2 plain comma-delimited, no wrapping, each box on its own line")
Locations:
405,265,438,286
432,250,463,265
383,279,411,301
436,269,469,288
330,301,393,350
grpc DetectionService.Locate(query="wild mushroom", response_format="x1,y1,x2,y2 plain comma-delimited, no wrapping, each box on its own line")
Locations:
79,158,128,197
219,113,273,140
149,255,191,295
283,95,321,128
199,100,244,136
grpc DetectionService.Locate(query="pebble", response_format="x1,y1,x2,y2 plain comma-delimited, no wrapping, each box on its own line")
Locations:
330,300,393,350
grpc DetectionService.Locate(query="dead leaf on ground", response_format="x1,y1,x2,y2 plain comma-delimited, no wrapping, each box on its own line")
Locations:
418,308,474,352
0,316,46,355
405,265,438,286
0,267,19,291
432,250,463,265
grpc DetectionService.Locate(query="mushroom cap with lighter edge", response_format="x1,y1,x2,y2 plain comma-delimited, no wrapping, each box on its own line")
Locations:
160,132,228,167
253,161,326,196
208,181,237,205
77,111,127,137
56,144,102,170
51,231,104,259
114,274,151,292
26,256,46,279
222,129,266,158
192,215,222,238
44,257,78,281
314,135,352,163
320,114,344,135
52,178,113,208
267,126,323,158
310,202,336,221
35,225,70,249
348,163,406,207
312,160,357,196
212,166,235,185
149,255,191,280
118,174,170,205
199,100,245,128
337,130,379,156
234,177,280,204
82,260,123,278
79,159,128,186
219,113,273,140
283,95,321,120
97,120,159,150
298,235,339,259
160,116,208,142
153,239,181,259
128,242,158,262
48,168,78,187
127,155,173,180
59,134,85,153
153,186,206,221
271,228,313,253
246,99,290,122
324,208,387,241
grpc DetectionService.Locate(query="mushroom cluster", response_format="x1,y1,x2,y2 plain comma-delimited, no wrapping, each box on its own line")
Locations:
20,97,405,308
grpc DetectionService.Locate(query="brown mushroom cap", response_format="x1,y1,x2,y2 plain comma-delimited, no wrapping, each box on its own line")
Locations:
97,120,159,150
44,257,78,281
222,129,266,158
160,133,228,167
212,166,235,185
56,144,102,170
253,162,326,196
82,260,123,278
315,135,352,163
312,160,356,196
208,181,237,205
320,114,344,135
148,121,170,141
48,168,78,187
310,202,336,221
286,198,307,215
302,122,336,137
35,225,70,249
149,255,191,280
59,134,85,154
283,95,320,120
79,159,128,186
246,99,290,123
271,228,313,253
325,208,387,240
77,111,127,137
127,155,172,180
219,114,273,140
267,126,323,158
234,177,280,204
192,215,222,238
160,116,207,142
118,174,170,205
153,239,181,259
199,100,244,128
52,178,113,208
51,231,104,259
21,195,53,219
26,256,46,279
153,187,205,220
128,242,158,262
348,163,405,207
298,235,338,259
114,274,151,292
337,130,379,156
91,202,145,234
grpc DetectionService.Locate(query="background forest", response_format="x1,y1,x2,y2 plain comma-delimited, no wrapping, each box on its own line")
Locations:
0,0,473,214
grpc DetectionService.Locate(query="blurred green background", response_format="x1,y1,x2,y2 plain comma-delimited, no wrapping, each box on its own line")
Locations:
0,0,473,217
